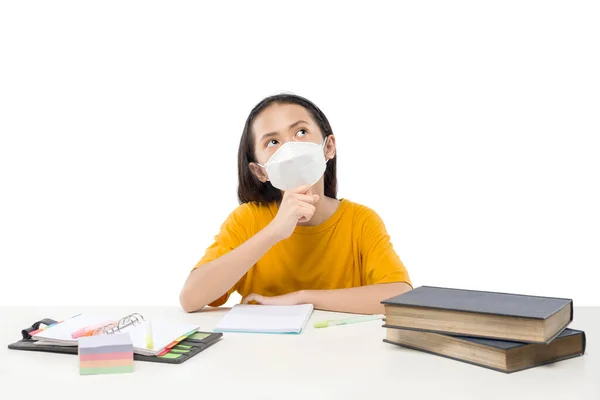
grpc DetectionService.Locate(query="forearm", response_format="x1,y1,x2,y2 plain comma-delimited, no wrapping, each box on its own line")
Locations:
303,282,412,314
180,227,279,312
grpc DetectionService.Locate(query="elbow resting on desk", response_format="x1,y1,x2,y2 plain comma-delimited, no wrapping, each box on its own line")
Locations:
179,269,215,313
179,291,203,313
179,288,201,313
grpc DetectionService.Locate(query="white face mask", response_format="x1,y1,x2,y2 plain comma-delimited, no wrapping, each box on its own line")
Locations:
257,138,329,191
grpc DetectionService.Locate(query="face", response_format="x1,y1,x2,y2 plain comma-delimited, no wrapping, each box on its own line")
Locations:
249,103,336,183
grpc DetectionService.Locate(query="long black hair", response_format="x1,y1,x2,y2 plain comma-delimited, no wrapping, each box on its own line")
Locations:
237,94,337,204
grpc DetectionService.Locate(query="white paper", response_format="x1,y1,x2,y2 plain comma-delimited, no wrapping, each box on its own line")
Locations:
214,304,314,333
31,313,199,355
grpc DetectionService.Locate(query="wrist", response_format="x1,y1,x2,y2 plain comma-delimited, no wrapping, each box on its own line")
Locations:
298,289,317,305
261,223,283,245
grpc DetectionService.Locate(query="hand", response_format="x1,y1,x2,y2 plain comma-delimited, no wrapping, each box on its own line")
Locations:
265,185,319,241
242,291,307,306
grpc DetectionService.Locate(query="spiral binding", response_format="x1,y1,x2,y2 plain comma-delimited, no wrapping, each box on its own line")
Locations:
90,313,145,336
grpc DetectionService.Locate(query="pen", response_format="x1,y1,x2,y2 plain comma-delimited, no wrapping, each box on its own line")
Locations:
146,319,153,349
314,314,384,328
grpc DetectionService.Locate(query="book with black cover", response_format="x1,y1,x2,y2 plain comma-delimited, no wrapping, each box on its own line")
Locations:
382,286,573,343
384,326,586,373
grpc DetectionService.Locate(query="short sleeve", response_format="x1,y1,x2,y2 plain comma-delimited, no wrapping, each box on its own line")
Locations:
359,208,412,287
192,204,256,307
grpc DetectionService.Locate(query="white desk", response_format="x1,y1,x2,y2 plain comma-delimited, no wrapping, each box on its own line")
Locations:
1,306,598,400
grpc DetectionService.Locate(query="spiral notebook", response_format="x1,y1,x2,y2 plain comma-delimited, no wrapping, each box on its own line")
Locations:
30,313,200,356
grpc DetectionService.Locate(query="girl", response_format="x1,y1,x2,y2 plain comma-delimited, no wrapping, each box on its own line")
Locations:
180,94,412,314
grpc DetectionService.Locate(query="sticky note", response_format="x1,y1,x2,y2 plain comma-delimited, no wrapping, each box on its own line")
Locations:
158,352,182,359
79,333,134,375
188,332,210,340
157,348,170,356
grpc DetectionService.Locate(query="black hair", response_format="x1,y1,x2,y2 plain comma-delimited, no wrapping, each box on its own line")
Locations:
237,93,337,204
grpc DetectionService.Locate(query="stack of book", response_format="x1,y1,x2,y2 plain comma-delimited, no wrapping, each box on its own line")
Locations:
381,286,586,373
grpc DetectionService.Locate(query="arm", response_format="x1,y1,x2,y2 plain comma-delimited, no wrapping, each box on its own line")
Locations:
179,226,279,313
302,282,412,314
243,282,412,314
243,206,413,313
180,186,320,313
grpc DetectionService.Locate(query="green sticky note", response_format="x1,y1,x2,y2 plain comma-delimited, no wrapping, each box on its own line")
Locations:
80,366,134,375
158,352,182,359
189,332,210,340
171,348,190,354
175,344,192,349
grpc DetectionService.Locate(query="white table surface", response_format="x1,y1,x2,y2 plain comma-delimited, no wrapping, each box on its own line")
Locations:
1,306,598,400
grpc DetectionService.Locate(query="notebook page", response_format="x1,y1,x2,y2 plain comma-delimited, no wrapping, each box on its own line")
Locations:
32,313,199,354
125,318,199,355
214,304,314,333
34,340,82,346
32,314,115,344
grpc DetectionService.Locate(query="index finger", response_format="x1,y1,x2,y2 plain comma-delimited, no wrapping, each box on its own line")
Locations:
294,193,319,204
243,294,261,305
287,185,312,195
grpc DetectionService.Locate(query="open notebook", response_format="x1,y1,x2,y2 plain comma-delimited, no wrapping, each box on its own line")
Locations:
30,313,199,356
214,304,314,334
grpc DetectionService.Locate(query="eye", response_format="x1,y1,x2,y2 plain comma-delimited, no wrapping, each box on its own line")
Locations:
295,129,308,138
266,139,279,148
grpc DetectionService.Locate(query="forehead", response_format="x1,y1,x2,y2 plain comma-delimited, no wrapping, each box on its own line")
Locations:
252,103,315,137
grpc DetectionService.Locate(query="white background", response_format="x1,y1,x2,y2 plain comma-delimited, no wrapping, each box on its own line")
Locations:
1,1,598,307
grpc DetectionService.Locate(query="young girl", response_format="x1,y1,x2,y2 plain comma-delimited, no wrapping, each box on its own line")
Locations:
180,94,412,314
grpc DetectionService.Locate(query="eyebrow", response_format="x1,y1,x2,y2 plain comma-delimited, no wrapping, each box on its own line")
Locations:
259,120,309,142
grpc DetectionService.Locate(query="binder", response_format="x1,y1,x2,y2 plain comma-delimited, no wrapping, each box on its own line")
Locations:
74,312,147,337
28,312,204,356
8,317,222,364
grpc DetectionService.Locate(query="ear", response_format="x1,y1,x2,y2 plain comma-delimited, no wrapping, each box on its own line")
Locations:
324,134,336,161
249,162,269,183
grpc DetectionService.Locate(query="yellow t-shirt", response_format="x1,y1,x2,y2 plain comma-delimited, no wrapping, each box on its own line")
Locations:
193,199,412,307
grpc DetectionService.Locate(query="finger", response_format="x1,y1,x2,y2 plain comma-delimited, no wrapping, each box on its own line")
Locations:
294,193,320,204
297,204,316,221
243,294,257,304
298,202,316,214
244,294,265,305
287,185,311,195
255,296,275,305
